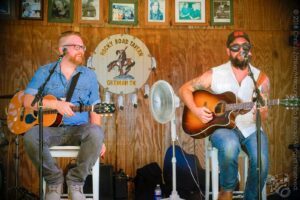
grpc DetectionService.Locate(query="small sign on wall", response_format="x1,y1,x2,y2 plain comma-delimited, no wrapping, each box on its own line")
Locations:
93,34,152,94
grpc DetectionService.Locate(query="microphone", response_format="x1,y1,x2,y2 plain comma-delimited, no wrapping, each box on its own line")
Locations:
240,49,252,64
240,49,249,59
62,47,67,56
58,47,67,61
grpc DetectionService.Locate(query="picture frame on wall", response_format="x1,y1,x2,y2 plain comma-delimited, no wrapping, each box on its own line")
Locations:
175,0,206,24
0,0,14,19
109,0,138,25
210,0,233,25
48,0,73,23
79,0,101,23
146,0,168,25
20,0,43,20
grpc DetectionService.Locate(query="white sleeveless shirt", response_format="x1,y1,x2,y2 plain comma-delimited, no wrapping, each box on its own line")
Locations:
211,61,262,138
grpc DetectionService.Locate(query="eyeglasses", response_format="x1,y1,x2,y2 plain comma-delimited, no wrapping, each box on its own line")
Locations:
229,43,251,52
63,44,86,52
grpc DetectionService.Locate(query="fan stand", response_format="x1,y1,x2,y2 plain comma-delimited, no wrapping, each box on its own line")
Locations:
149,80,183,200
164,115,183,200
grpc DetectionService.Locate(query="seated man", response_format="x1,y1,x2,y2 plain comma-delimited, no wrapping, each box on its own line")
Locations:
23,31,106,200
179,31,270,200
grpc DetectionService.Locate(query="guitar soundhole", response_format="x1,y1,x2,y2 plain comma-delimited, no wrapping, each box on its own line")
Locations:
215,102,226,116
25,114,36,124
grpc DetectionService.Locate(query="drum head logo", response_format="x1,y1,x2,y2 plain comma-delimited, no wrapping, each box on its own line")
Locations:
93,34,152,94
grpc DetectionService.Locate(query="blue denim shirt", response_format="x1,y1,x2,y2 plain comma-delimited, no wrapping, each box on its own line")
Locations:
24,62,100,125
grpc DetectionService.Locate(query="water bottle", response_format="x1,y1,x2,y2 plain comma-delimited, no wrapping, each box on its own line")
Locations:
154,184,162,200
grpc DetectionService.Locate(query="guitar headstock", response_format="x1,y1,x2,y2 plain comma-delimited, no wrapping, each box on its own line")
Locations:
94,103,116,115
280,96,300,108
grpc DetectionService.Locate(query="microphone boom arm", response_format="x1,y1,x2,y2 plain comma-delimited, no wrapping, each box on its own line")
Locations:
31,54,64,107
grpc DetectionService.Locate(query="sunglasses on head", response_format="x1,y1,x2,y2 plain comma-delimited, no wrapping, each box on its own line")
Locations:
229,43,251,52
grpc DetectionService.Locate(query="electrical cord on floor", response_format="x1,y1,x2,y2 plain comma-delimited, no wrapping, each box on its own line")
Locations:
176,136,205,199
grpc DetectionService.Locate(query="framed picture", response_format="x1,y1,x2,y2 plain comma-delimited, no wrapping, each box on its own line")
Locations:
109,0,138,25
20,0,43,20
0,0,14,19
146,0,168,25
79,0,102,23
210,0,233,25
175,0,206,24
48,0,73,23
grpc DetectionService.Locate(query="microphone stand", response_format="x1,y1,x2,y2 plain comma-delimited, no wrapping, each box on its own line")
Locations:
31,55,63,200
246,55,264,200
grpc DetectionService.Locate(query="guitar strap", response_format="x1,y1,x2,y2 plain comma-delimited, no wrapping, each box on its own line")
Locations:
65,72,81,102
257,71,267,87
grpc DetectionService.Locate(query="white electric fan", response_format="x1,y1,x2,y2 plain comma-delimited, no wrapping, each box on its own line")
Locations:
150,80,183,200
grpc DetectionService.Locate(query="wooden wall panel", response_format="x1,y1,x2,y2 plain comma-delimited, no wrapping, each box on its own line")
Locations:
0,0,299,198
271,32,296,176
234,0,295,31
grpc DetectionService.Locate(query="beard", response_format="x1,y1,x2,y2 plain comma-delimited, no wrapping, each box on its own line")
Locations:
230,55,249,70
69,53,84,65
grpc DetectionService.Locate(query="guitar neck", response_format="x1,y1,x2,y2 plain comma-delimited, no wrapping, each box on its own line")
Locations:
43,105,93,114
225,99,280,111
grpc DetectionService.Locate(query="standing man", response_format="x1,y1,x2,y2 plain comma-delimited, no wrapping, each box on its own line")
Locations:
179,31,269,200
23,31,106,200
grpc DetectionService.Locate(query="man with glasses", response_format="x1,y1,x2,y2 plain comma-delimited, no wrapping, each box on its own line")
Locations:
178,31,269,200
23,31,106,200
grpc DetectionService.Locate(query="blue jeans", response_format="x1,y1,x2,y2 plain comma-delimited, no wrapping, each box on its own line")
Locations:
23,124,104,186
210,128,269,200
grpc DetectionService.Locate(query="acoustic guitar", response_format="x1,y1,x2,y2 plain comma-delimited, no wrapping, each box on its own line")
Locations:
182,90,299,139
7,91,116,134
